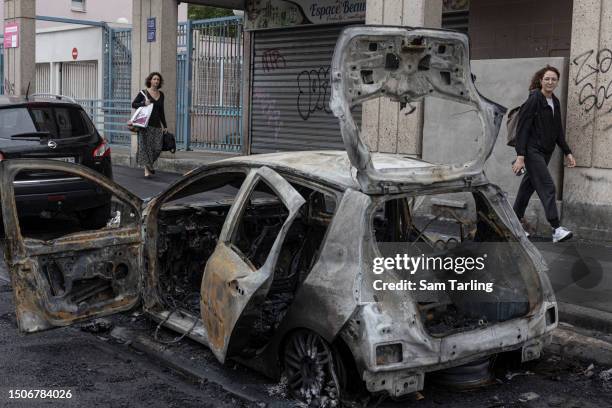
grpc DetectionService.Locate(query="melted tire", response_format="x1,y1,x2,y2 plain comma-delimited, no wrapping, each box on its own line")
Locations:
282,330,343,407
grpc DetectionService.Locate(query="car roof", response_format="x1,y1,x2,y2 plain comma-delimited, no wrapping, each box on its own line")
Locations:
217,151,436,191
0,95,79,107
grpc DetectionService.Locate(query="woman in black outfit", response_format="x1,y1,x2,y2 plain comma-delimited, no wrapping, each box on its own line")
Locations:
512,65,576,243
132,72,167,178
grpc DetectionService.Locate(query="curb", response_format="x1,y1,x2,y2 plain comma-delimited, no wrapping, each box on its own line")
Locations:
547,323,612,366
558,302,612,334
109,326,293,406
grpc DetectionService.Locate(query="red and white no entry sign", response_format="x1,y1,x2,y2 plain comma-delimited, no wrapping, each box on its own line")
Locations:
72,47,78,60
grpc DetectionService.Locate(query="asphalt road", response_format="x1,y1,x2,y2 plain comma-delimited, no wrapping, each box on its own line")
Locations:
112,164,182,200
0,280,257,408
1,278,610,407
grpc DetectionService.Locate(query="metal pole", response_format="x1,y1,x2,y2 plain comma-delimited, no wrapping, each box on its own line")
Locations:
185,20,193,151
107,27,114,143
237,19,244,152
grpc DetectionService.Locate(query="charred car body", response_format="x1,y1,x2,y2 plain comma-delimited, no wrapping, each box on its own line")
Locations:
3,27,556,405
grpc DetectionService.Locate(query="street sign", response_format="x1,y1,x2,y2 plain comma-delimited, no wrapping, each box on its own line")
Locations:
3,22,19,48
147,17,156,42
72,47,78,60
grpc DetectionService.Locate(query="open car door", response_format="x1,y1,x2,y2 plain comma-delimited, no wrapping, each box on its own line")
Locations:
0,159,143,333
329,26,506,193
201,166,305,363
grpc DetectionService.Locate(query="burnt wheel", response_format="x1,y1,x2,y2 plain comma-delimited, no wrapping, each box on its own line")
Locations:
283,330,344,407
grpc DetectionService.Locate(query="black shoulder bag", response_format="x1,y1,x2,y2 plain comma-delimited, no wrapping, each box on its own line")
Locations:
162,131,176,153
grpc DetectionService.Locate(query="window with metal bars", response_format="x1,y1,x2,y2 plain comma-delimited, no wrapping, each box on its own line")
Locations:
442,0,469,33
71,0,86,12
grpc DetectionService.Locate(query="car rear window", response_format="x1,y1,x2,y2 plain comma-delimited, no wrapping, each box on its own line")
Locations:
0,108,37,139
0,106,91,139
30,107,90,138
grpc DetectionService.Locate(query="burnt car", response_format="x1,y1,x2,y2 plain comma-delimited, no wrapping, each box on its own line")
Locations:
0,94,112,229
2,27,556,406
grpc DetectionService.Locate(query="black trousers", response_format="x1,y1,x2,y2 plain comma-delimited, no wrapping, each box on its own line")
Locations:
513,147,560,229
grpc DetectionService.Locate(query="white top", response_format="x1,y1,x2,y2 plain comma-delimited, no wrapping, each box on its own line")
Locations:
546,97,554,114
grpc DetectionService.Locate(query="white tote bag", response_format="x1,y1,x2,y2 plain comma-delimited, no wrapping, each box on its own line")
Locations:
130,91,154,128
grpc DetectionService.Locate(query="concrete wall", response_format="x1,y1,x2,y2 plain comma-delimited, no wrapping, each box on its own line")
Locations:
3,0,36,95
422,57,569,235
469,0,573,59
563,0,612,241
0,0,188,29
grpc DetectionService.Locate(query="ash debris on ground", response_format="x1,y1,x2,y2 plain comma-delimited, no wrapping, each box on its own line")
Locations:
368,352,612,408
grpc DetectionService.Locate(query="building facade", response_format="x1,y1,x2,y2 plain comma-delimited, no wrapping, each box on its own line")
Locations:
3,0,611,241
1,0,187,100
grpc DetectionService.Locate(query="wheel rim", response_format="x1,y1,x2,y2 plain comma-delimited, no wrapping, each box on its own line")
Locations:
284,331,341,407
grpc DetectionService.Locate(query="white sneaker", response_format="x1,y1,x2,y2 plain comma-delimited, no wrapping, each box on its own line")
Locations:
552,226,573,243
519,218,531,237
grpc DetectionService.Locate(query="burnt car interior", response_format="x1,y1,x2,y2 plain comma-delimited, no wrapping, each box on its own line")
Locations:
156,172,246,316
155,171,337,352
373,190,531,337
10,169,141,319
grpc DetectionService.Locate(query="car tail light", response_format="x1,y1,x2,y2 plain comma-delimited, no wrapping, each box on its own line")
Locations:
0,152,4,161
93,140,111,158
376,343,403,365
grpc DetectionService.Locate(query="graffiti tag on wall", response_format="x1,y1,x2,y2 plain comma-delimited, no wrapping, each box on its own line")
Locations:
262,48,287,72
297,66,332,120
573,48,612,113
253,91,283,139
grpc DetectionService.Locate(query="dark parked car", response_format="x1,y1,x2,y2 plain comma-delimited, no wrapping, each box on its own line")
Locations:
0,94,112,229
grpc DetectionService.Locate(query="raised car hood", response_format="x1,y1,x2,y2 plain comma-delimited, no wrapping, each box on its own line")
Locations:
330,26,506,193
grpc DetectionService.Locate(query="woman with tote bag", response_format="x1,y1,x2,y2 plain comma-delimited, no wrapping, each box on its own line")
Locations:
131,72,167,178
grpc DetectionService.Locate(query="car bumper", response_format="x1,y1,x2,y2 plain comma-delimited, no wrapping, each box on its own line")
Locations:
342,301,557,397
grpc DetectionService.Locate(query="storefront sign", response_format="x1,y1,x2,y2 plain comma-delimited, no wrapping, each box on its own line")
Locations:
3,22,19,48
147,17,156,42
72,47,78,60
245,0,366,30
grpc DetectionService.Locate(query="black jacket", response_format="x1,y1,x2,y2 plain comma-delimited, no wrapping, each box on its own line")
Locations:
131,90,167,129
515,90,572,156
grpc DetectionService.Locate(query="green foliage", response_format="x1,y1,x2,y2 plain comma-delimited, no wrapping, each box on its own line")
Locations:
188,5,233,21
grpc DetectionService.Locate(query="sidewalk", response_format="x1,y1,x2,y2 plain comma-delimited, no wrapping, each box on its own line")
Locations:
110,144,239,175
534,239,612,333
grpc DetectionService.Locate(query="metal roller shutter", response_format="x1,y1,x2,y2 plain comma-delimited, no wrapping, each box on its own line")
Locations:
250,24,361,154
